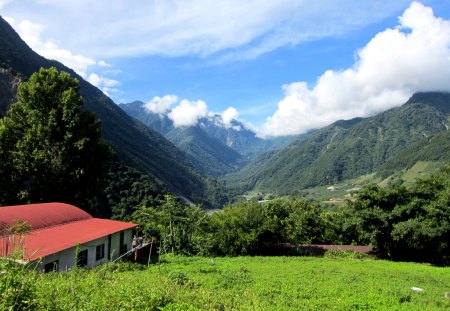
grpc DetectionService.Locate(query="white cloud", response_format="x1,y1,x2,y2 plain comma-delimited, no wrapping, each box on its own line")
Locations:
168,100,209,127
221,107,239,128
88,73,119,88
11,18,97,77
4,16,123,100
101,87,124,99
97,60,110,67
1,0,409,60
144,95,179,115
260,2,450,137
149,95,242,129
87,73,120,96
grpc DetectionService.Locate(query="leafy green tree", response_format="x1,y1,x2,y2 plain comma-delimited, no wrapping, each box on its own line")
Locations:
342,165,450,265
207,201,266,255
0,67,111,214
206,198,328,256
390,166,450,264
342,184,410,257
284,199,326,244
132,194,208,255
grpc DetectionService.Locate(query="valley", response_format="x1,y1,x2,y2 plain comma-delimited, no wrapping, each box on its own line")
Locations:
1,13,449,212
1,2,450,310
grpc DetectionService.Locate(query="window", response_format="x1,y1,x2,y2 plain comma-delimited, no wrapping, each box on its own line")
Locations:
77,249,88,267
44,260,59,272
96,244,105,261
119,231,124,245
119,231,127,255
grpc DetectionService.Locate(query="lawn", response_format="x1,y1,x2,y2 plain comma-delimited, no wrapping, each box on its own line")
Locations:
33,254,450,310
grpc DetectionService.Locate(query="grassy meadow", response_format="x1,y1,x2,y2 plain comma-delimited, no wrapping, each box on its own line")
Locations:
31,254,450,310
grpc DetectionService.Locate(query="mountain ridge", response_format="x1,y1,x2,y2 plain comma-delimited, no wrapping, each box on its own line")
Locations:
120,100,294,177
225,92,450,195
0,16,227,208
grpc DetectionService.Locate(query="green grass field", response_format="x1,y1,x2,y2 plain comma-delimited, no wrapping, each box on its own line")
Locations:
33,255,450,310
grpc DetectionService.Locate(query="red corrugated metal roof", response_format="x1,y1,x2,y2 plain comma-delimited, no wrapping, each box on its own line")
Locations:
1,218,137,260
0,203,137,261
0,202,92,235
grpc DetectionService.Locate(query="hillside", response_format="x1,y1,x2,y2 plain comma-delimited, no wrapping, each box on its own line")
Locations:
226,92,450,195
166,126,242,177
0,16,227,209
120,101,294,176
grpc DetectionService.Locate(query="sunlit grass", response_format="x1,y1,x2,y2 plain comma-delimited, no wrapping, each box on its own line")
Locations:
32,255,450,310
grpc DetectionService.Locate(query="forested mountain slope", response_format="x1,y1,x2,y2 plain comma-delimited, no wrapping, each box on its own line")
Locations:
0,16,227,209
120,101,294,176
165,126,242,177
226,92,450,195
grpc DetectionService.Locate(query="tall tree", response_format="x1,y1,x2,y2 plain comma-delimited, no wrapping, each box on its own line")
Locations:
0,67,111,214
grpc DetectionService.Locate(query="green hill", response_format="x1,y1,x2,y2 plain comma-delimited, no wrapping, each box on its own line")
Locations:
226,92,450,195
0,16,227,209
377,130,450,179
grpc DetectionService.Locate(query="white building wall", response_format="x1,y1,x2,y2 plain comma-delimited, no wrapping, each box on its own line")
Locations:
35,228,134,272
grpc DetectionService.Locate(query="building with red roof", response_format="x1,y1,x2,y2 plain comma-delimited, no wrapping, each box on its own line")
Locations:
0,202,138,272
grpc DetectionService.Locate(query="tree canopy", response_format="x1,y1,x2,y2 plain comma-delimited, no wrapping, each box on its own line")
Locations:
0,67,111,214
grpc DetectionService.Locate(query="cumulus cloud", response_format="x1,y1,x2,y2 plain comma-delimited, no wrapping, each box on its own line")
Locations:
260,2,450,137
168,100,209,127
144,95,179,115
147,96,243,129
221,107,239,128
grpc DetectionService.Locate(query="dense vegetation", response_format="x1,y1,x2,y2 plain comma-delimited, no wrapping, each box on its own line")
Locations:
104,157,166,219
377,130,450,179
166,126,242,177
0,68,111,216
132,165,450,265
342,166,450,265
2,256,449,310
225,92,450,195
0,16,228,210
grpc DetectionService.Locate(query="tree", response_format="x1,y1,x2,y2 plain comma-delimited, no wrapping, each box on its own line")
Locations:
342,166,450,265
284,199,326,244
0,67,111,214
132,194,208,255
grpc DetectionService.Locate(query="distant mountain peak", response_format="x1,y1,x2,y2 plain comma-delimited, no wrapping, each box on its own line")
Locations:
0,16,227,208
226,91,450,195
120,100,295,177
405,92,450,114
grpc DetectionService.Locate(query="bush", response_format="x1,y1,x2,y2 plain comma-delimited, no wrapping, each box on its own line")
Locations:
324,250,372,260
0,260,38,310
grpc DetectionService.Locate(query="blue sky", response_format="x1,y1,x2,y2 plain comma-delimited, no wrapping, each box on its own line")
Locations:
1,0,450,136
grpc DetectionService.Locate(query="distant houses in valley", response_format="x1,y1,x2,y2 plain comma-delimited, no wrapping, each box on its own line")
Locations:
0,202,137,272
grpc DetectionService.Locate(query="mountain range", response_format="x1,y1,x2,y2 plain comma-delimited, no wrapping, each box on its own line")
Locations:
120,101,293,177
224,92,450,195
0,16,227,211
1,15,449,211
